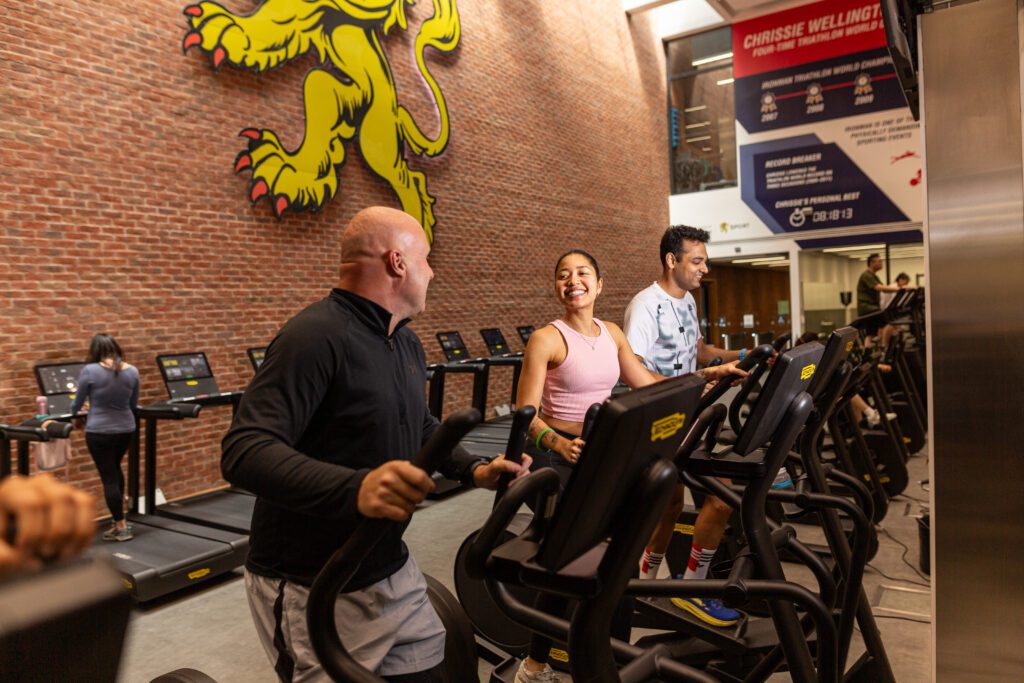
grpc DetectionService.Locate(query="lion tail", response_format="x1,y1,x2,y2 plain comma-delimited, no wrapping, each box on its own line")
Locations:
399,0,460,157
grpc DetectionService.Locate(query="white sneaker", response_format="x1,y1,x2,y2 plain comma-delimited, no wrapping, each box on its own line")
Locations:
514,660,560,682
865,409,880,428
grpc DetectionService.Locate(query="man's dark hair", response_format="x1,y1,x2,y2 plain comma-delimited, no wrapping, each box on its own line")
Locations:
660,225,710,267
867,253,881,265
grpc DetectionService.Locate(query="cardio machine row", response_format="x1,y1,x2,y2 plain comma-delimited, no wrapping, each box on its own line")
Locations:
319,325,903,682
2,325,914,682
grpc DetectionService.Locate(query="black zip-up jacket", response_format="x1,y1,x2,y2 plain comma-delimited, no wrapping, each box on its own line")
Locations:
222,289,486,589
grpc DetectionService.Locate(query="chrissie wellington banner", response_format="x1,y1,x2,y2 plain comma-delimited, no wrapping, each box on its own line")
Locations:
724,0,923,235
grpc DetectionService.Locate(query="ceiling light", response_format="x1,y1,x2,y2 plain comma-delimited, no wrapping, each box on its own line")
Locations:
768,262,791,267
733,255,786,264
644,0,725,40
685,121,710,129
692,51,733,67
716,77,735,86
685,135,711,143
684,105,707,113
822,244,885,253
701,146,712,152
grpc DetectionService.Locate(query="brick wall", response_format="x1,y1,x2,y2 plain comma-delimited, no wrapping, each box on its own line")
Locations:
0,0,670,515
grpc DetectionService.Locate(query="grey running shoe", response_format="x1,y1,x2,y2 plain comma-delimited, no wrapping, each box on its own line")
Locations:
103,526,134,542
514,661,560,682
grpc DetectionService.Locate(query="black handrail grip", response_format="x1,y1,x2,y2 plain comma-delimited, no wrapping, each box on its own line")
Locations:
495,405,536,502
307,408,480,683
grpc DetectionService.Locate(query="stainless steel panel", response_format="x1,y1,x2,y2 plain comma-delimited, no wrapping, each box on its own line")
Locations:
922,0,1024,680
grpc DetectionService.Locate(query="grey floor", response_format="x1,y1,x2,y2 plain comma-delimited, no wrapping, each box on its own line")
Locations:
118,451,932,682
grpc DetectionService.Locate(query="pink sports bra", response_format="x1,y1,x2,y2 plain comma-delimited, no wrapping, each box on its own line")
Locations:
540,318,621,423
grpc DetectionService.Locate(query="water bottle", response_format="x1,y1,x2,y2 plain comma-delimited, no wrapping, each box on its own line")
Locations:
772,466,802,516
35,395,48,418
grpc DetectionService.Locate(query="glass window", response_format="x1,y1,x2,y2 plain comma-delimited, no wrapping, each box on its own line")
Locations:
666,27,736,195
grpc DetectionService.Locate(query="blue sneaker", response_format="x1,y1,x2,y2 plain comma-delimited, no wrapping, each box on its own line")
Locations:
670,597,741,627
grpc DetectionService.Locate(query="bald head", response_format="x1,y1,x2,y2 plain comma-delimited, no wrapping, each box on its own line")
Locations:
340,207,426,266
338,207,434,329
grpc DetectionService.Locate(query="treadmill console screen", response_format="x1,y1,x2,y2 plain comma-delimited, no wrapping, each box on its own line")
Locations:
157,353,212,381
34,362,89,416
247,347,267,370
35,363,87,396
479,328,509,356
156,353,220,400
436,331,470,362
516,325,535,345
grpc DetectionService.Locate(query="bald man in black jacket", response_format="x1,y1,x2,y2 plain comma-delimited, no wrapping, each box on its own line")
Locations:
223,207,529,682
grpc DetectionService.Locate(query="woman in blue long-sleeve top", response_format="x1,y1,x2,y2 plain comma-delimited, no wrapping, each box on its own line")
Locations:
71,334,140,542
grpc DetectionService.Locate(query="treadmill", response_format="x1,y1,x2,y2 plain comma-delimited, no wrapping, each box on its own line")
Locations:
85,400,248,603
247,346,267,370
433,331,513,461
150,352,254,534
516,325,535,345
479,327,524,406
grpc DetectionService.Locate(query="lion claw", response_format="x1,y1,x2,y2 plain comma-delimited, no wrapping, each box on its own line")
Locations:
183,5,202,17
239,128,261,141
234,153,252,174
183,32,201,51
251,179,269,202
273,196,290,217
212,46,227,69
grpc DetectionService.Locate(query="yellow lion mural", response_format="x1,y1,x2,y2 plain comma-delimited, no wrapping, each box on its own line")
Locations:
182,0,460,242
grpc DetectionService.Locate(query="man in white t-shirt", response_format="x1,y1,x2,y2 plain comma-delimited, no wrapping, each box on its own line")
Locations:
624,225,747,627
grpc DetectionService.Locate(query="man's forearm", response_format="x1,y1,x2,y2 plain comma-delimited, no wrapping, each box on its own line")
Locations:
699,345,742,364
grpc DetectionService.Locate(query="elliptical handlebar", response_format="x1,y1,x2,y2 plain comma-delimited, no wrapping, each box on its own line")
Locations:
495,405,536,502
306,408,481,683
773,332,792,352
581,402,602,441
696,343,773,414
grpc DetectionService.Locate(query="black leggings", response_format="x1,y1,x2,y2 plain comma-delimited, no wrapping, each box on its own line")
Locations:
383,662,444,682
85,431,133,522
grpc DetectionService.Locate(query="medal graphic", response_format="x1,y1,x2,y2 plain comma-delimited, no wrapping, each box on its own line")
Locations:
805,83,823,106
761,92,778,114
854,72,873,96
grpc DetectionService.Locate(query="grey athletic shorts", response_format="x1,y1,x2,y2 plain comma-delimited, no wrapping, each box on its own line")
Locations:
245,555,446,681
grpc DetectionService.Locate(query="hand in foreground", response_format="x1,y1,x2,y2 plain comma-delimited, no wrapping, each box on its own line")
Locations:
559,437,586,466
357,461,435,521
703,361,749,385
472,454,534,490
0,474,95,576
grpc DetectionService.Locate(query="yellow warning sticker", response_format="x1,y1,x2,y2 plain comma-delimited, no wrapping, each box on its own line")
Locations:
800,364,816,380
651,412,687,442
549,648,569,663
188,568,211,581
186,380,198,386
845,341,854,353
674,524,695,536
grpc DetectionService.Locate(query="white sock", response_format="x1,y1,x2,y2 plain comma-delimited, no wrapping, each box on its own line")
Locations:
640,550,664,579
682,545,717,581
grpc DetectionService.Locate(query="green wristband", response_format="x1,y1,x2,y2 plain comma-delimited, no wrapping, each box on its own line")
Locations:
536,427,554,452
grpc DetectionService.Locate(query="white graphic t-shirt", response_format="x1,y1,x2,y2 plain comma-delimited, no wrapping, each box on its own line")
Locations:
623,282,702,377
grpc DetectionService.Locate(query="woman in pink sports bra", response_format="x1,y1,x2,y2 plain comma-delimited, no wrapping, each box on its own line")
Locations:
516,250,664,488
